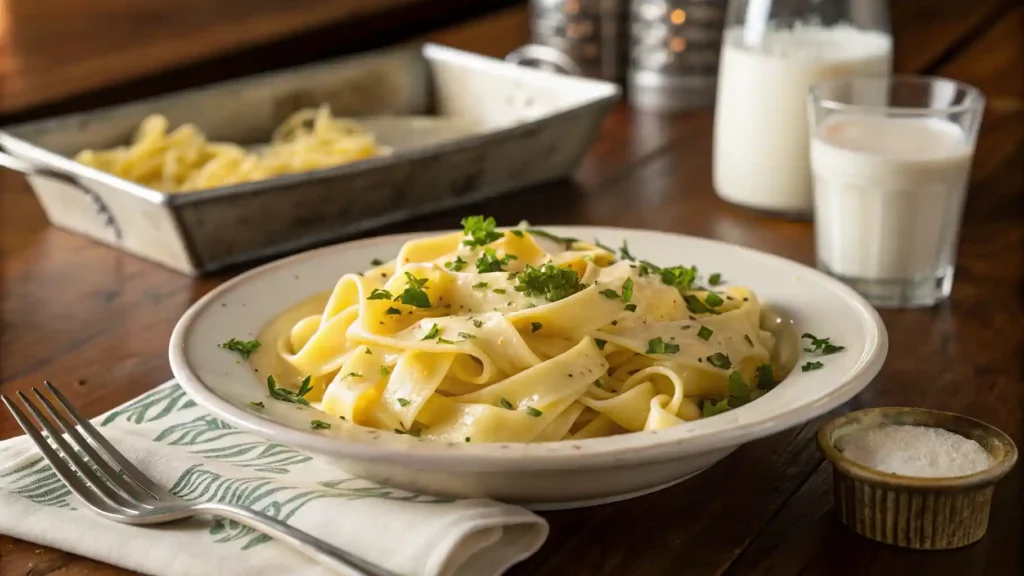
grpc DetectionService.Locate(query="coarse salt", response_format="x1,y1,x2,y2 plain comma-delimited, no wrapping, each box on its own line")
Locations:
837,424,992,478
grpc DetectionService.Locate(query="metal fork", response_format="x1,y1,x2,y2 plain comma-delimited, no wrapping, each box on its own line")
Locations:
2,381,397,576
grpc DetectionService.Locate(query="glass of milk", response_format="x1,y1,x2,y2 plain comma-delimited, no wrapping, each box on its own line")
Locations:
713,0,892,217
808,75,985,308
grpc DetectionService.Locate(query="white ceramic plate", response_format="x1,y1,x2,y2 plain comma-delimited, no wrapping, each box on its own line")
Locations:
169,227,887,509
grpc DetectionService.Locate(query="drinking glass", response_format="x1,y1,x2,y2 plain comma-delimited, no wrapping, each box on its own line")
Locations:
808,75,985,308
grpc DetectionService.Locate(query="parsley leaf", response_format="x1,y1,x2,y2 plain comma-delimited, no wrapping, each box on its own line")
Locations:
600,288,620,300
525,406,543,417
802,361,824,372
472,319,483,328
697,326,713,341
513,263,583,302
684,294,719,315
394,272,431,308
310,420,332,430
492,288,507,294
498,398,514,410
368,288,393,300
744,334,754,347
296,375,313,398
728,372,752,406
421,324,440,340
385,306,402,315
595,339,607,350
380,365,392,376
510,230,525,238
471,281,488,289
704,292,724,308
444,256,468,272
703,398,731,417
802,333,845,355
708,273,723,286
220,338,261,360
619,240,636,261
250,401,265,408
624,303,637,312
267,375,311,406
476,248,517,273
706,353,732,370
457,332,476,339
756,364,776,390
646,337,680,355
370,258,384,266
397,398,411,407
437,337,456,344
524,227,577,249
340,372,362,380
660,266,698,292
594,239,617,255
461,215,503,247
621,278,634,303
531,322,542,333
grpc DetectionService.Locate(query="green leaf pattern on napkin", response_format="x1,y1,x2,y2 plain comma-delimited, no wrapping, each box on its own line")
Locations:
1,383,455,551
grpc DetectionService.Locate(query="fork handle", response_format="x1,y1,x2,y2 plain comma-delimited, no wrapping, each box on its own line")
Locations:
193,502,398,576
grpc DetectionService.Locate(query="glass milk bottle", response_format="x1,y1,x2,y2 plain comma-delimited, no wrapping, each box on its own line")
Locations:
712,0,892,217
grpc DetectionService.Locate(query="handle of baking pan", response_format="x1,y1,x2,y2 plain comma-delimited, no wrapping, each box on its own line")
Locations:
0,147,122,241
504,44,583,76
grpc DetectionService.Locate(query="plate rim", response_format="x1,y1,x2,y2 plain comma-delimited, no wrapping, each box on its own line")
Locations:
169,226,888,470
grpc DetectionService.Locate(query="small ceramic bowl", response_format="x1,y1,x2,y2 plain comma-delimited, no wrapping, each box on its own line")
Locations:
818,407,1018,550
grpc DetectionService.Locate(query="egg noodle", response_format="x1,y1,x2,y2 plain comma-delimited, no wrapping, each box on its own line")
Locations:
74,105,384,192
250,217,786,443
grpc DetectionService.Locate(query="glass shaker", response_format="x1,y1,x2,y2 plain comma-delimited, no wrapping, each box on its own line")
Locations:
711,0,891,218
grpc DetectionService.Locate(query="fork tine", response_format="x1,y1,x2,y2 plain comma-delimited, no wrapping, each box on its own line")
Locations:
31,387,157,504
43,381,173,499
15,391,137,512
1,394,122,516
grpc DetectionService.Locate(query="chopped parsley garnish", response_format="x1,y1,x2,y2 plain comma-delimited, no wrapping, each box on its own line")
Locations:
706,353,732,370
600,289,620,300
513,263,583,302
728,372,752,406
471,281,489,289
708,273,723,286
595,339,607,350
624,304,637,312
250,401,265,408
341,372,362,380
380,365,392,376
510,230,525,238
220,338,261,360
397,398,411,407
531,322,543,333
619,240,637,261
621,277,634,303
364,348,372,355
802,361,824,372
744,334,754,347
684,294,719,315
444,256,468,272
594,379,605,390
394,426,423,437
498,398,514,410
704,292,725,308
368,288,393,300
660,265,698,292
461,215,503,247
525,406,543,417
394,273,431,308
457,332,476,339
702,398,731,417
421,324,441,340
472,319,484,328
756,364,776,390
385,307,402,315
646,337,680,355
594,239,617,255
697,326,713,341
465,436,472,442
492,288,507,294
802,333,845,355
523,227,577,249
370,258,384,266
476,248,517,273
437,337,456,344
310,420,332,430
267,375,312,406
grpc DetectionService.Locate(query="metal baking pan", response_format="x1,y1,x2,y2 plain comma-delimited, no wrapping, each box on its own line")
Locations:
0,43,619,275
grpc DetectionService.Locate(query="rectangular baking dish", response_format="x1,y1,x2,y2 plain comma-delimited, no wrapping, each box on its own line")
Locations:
0,43,619,275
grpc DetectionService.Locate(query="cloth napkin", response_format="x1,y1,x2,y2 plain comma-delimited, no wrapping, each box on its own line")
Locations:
0,380,548,576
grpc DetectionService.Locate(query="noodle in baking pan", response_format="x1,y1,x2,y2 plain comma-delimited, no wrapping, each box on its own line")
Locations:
74,104,385,192
244,217,799,443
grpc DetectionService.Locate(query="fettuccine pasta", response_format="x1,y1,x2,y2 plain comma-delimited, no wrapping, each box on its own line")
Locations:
74,105,384,192
247,217,790,443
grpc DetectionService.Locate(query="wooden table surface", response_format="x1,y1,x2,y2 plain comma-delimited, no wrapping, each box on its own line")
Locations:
1,1,1022,575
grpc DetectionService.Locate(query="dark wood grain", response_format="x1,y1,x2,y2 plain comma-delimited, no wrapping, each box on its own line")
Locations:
1,1,1023,575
